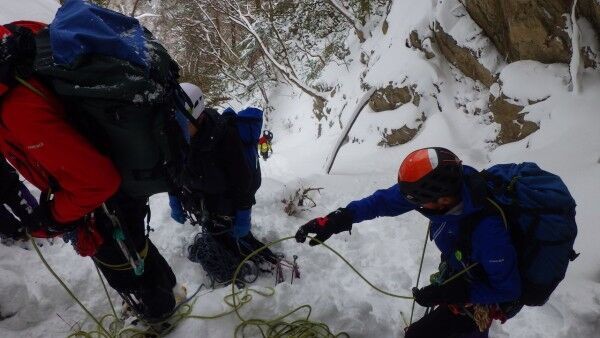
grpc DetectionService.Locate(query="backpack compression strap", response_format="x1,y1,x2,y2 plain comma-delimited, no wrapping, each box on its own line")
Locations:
455,173,509,263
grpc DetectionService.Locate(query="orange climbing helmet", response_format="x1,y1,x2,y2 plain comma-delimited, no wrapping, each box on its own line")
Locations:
398,147,463,204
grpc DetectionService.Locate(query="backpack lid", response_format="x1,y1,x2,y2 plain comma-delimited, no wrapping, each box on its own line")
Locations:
222,107,236,116
49,0,147,68
237,107,263,120
235,107,263,145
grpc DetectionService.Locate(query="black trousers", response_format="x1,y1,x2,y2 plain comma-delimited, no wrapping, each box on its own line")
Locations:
93,195,176,321
0,205,22,239
405,306,488,338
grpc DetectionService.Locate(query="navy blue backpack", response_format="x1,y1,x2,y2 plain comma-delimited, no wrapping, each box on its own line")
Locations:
223,107,263,194
466,162,578,306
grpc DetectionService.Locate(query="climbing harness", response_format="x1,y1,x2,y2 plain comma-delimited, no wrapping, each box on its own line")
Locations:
92,241,149,272
180,188,209,227
100,203,145,276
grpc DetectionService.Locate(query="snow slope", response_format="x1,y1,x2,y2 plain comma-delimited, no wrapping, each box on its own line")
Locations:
1,1,599,337
0,0,58,23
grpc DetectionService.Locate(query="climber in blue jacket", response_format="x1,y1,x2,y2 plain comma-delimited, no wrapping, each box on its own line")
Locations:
295,147,521,338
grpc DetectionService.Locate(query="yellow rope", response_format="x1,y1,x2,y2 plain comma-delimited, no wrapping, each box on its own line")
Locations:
28,235,113,337
224,235,413,338
15,76,47,98
486,198,509,230
35,234,428,337
93,240,149,271
409,225,431,325
473,305,492,332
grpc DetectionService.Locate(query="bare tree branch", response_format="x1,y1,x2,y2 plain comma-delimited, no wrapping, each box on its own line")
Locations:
266,0,298,78
325,0,367,42
130,0,141,17
227,0,327,100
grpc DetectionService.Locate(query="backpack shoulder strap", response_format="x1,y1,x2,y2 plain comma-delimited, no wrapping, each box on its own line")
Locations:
456,172,509,261
202,108,231,146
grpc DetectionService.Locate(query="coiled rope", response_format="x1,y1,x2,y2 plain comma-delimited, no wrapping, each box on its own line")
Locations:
29,234,477,337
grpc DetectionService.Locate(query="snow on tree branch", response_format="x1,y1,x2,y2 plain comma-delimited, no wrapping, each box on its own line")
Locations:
325,0,367,42
570,0,581,94
325,87,377,174
226,0,328,101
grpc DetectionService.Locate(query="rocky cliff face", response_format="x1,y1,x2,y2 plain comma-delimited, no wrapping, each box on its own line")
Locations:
403,0,600,146
579,0,600,34
465,0,573,64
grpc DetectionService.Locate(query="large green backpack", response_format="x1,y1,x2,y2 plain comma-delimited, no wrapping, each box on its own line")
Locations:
32,1,189,198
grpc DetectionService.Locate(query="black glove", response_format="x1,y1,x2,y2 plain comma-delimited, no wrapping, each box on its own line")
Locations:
412,277,470,307
175,186,205,225
0,24,36,80
295,208,353,246
23,203,77,238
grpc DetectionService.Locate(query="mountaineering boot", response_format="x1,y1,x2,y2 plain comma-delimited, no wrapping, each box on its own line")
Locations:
145,284,189,337
237,231,280,264
187,229,261,286
123,284,188,337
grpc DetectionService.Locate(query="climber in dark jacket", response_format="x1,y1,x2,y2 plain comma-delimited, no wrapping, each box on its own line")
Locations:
172,83,276,266
296,147,521,338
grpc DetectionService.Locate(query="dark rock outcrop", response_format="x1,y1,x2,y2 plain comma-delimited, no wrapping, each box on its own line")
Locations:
368,85,419,112
465,0,572,64
433,22,497,87
489,94,539,144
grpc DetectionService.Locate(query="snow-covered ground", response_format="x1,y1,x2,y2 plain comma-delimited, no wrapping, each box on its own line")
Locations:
1,0,599,337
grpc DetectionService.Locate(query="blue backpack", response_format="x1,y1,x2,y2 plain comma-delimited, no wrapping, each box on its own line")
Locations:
223,107,263,194
465,163,578,306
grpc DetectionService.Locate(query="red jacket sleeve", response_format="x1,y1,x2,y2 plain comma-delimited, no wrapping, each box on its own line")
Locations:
2,80,121,223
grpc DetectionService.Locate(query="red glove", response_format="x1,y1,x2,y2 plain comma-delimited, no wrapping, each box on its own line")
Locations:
295,208,353,246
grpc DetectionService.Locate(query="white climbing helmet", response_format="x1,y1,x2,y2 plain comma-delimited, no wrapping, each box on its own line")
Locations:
180,82,205,119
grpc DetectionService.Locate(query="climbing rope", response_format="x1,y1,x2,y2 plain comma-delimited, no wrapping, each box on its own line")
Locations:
409,225,430,325
187,230,259,287
28,235,111,337
220,236,414,338
31,233,482,337
473,305,491,332
94,262,119,323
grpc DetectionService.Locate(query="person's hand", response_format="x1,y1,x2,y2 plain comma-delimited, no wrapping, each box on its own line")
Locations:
412,284,445,307
412,277,470,307
24,203,76,238
295,208,353,246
